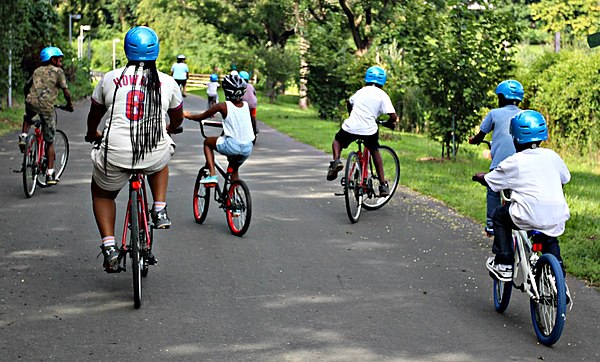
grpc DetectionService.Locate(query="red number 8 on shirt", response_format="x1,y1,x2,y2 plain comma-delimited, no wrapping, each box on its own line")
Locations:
126,90,145,121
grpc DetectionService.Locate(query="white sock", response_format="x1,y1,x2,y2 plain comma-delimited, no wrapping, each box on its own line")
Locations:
153,202,166,212
102,236,116,248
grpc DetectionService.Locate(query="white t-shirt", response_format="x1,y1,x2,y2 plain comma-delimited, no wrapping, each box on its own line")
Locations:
484,148,571,236
91,66,183,169
342,85,396,135
217,101,255,145
207,81,219,96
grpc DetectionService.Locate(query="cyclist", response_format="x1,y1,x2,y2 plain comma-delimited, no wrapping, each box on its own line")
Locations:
206,73,220,108
472,110,570,282
171,54,189,97
85,26,184,272
239,70,258,135
326,65,397,197
469,80,523,236
19,46,74,184
184,74,255,183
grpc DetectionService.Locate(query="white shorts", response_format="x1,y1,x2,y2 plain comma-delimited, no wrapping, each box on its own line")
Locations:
91,145,174,192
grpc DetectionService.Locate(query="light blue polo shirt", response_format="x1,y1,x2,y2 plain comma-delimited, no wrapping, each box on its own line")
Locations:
171,63,189,81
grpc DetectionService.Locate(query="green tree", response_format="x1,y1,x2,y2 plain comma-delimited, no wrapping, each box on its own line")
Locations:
531,0,600,42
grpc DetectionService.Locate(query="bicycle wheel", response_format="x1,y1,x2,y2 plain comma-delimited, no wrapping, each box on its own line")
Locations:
22,135,38,198
363,145,400,210
493,279,513,313
193,167,211,224
53,129,69,179
130,190,143,309
530,254,566,346
226,180,252,236
344,151,362,223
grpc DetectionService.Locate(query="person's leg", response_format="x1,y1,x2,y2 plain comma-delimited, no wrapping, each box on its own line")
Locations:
491,203,516,264
486,187,500,235
332,139,342,161
204,137,218,176
19,106,35,151
91,179,120,238
371,148,385,183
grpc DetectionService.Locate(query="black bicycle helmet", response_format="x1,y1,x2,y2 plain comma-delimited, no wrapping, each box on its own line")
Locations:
222,74,247,101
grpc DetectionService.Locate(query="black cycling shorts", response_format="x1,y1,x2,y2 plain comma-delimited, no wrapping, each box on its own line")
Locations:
335,128,380,151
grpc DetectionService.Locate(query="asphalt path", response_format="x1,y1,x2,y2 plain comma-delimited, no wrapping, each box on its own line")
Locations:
0,95,598,361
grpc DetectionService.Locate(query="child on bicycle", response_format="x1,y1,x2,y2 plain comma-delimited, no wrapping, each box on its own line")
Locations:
239,70,258,134
85,26,184,272
469,80,523,236
327,65,397,197
184,73,256,183
206,73,220,107
472,110,570,282
20,46,74,184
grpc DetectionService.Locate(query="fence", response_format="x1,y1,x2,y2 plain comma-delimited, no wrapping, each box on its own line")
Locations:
187,74,222,88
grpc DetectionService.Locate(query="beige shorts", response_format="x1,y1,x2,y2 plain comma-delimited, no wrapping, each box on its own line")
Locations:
91,145,174,192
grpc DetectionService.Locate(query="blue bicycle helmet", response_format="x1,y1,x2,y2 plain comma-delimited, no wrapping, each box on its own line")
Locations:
239,71,250,81
495,80,524,101
210,73,218,82
364,66,387,86
40,46,64,62
510,110,548,144
124,26,159,61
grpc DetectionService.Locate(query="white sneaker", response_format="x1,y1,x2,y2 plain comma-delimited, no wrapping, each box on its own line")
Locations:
486,256,513,282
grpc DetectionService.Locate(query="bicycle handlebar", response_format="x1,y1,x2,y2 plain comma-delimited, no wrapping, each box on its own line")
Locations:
199,119,223,139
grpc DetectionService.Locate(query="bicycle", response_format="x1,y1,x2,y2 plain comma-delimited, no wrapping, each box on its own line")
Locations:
192,120,252,236
337,122,400,223
471,178,568,346
21,105,70,198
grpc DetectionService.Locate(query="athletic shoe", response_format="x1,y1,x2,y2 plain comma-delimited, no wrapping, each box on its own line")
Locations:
327,159,343,181
379,182,390,197
46,170,58,185
486,256,512,282
151,207,171,229
200,175,219,185
485,226,495,237
101,245,119,272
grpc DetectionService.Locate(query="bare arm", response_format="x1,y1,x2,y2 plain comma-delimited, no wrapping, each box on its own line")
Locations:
85,102,107,141
184,102,227,121
167,106,184,133
469,130,486,145
62,88,74,111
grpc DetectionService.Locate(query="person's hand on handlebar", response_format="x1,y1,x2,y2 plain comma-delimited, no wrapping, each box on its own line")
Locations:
472,172,488,187
85,130,103,144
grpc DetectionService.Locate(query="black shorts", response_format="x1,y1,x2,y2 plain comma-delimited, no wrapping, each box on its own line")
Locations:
175,79,187,86
335,128,380,151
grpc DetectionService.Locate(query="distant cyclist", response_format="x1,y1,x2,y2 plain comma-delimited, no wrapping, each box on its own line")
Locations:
171,54,189,97
239,70,258,135
326,65,397,197
85,26,184,272
20,46,74,184
184,74,255,183
206,73,220,108
469,80,523,236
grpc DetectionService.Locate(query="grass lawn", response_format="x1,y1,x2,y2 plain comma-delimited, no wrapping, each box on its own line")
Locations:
252,93,600,287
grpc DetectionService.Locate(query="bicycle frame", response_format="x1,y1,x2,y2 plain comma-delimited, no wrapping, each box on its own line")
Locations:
121,173,152,254
351,141,376,197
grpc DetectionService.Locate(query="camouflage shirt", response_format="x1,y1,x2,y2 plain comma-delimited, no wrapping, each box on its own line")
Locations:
26,65,68,113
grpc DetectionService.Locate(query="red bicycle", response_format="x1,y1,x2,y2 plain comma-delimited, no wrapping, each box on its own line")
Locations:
21,106,69,198
339,124,400,223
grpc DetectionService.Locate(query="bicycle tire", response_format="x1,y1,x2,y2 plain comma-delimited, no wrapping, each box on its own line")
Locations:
141,227,152,278
53,129,69,179
363,145,400,210
493,279,513,313
344,152,362,223
530,254,566,346
193,167,211,224
226,179,252,236
130,189,143,309
22,135,38,198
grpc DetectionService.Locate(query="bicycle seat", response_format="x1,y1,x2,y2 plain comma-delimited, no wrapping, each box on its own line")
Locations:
227,155,246,165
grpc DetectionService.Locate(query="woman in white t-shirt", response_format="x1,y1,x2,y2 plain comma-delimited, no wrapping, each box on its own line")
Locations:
85,26,184,272
184,74,256,183
326,66,398,197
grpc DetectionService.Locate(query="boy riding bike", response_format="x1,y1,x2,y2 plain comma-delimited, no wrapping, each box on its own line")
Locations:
469,80,523,236
85,26,184,272
20,46,74,184
472,110,570,283
184,74,256,183
327,65,397,197
206,73,220,108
